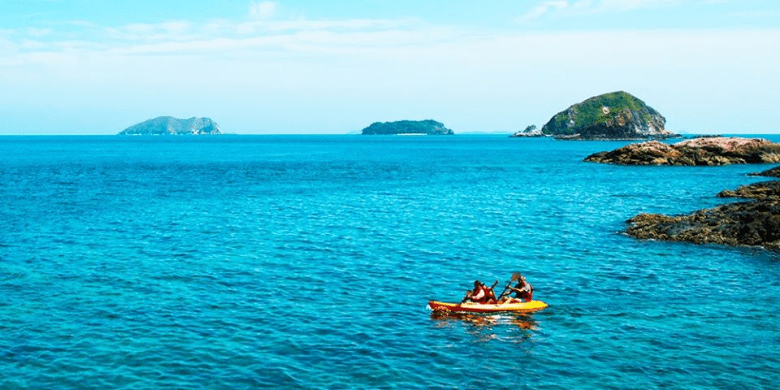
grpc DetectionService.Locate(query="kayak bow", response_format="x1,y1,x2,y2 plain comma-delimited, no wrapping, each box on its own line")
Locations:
428,299,547,314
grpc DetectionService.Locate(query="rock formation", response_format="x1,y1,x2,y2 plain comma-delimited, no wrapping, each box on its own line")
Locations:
717,181,780,201
585,137,780,165
626,180,780,249
118,117,221,135
510,125,544,138
541,91,675,140
749,165,780,177
361,120,454,135
626,200,780,249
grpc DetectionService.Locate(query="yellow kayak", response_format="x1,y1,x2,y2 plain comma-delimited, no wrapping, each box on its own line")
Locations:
428,299,547,314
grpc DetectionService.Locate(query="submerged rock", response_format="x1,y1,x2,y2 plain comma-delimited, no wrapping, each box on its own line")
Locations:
119,116,221,135
541,91,676,140
361,120,454,135
585,137,780,165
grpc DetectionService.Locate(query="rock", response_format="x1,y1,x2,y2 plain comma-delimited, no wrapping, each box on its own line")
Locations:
361,120,454,135
626,199,780,249
541,91,677,140
585,137,780,165
749,165,780,177
118,116,221,135
717,181,780,201
510,125,545,138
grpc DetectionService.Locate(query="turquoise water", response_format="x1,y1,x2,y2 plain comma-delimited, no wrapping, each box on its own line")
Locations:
1,135,779,389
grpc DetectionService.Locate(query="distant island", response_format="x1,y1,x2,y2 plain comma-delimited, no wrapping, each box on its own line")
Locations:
541,91,677,140
510,125,545,138
118,116,221,135
361,120,454,135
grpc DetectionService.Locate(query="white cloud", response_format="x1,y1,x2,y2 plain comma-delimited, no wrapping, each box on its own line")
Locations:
515,1,577,23
515,0,681,22
249,1,277,20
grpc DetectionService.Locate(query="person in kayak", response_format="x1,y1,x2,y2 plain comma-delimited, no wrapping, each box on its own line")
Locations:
504,274,534,302
462,280,498,304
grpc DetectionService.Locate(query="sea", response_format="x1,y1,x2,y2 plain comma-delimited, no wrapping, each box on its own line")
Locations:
1,134,779,389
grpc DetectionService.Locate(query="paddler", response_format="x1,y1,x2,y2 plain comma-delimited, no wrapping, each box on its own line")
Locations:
504,274,534,302
462,280,498,304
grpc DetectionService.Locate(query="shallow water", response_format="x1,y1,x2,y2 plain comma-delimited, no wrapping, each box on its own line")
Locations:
1,135,779,389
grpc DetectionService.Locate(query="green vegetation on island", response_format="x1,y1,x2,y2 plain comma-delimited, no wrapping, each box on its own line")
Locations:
118,116,221,135
361,120,454,135
541,91,674,140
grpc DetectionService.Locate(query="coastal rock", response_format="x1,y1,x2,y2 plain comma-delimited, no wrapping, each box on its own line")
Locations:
118,116,221,135
585,137,780,165
717,181,780,201
626,200,780,249
541,91,676,140
749,165,780,177
361,120,454,135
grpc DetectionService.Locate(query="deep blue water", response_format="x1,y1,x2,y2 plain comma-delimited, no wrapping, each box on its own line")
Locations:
1,135,779,389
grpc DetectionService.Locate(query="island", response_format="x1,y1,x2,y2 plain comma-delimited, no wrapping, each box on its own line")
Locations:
584,137,780,165
118,116,221,135
361,120,454,135
541,91,677,140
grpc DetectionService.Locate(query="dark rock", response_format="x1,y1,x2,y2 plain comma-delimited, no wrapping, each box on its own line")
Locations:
626,199,780,249
361,120,453,135
585,137,780,165
749,165,780,177
541,91,676,140
119,116,221,135
717,181,780,201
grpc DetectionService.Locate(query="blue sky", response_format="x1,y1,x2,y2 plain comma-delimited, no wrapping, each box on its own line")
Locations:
1,0,779,134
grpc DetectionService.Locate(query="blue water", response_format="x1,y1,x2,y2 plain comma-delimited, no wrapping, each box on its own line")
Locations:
1,135,779,389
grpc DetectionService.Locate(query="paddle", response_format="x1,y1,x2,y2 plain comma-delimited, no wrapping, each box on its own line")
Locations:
496,272,522,301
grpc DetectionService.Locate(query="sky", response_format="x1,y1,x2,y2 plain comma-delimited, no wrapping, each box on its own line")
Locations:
1,0,779,135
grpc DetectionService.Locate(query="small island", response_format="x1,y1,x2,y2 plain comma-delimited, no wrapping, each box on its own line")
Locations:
361,120,454,135
584,137,780,165
118,116,221,135
510,125,545,138
541,91,677,140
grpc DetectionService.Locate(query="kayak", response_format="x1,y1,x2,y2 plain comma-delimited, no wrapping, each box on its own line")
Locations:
428,299,547,314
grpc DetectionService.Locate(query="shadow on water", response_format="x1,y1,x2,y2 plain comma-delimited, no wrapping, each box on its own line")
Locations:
429,311,540,343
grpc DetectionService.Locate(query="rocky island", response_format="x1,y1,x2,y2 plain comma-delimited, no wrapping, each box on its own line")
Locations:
118,116,221,135
510,125,545,138
585,137,780,165
361,120,454,135
541,91,677,140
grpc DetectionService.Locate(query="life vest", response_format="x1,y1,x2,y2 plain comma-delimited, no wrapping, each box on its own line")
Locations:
473,284,494,304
